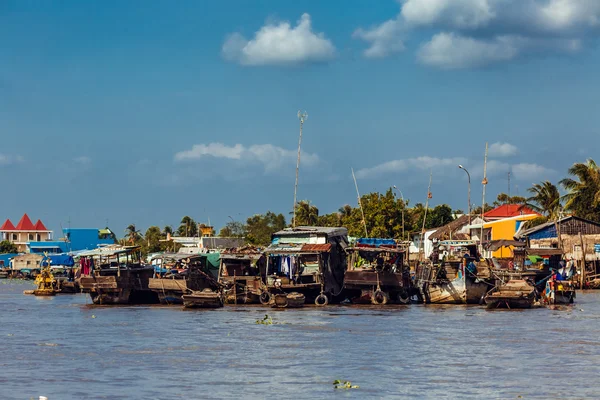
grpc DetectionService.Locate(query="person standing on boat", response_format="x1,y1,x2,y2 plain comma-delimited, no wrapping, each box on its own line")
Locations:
558,260,567,280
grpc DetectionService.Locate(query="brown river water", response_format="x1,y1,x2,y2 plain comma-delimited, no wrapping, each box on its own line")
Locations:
1,280,600,399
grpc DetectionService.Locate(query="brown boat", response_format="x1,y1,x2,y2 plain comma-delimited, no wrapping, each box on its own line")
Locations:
182,288,224,308
271,292,305,308
485,279,536,309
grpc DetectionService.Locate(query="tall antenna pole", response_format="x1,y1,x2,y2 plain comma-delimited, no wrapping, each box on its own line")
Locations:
507,171,511,200
351,168,368,238
420,171,433,261
481,142,489,255
292,110,308,228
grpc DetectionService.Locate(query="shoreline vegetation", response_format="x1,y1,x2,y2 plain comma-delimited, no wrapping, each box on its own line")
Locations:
110,158,600,257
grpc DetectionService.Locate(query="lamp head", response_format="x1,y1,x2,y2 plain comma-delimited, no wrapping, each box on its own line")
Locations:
458,165,464,169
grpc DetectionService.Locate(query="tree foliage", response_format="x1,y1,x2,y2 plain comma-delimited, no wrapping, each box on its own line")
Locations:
494,193,527,206
0,240,18,254
219,221,247,238
293,200,319,226
560,158,600,222
178,216,198,237
245,212,287,246
524,181,561,219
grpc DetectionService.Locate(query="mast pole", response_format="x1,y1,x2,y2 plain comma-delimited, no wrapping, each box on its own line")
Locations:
351,168,368,238
292,111,307,228
420,171,432,262
481,142,489,256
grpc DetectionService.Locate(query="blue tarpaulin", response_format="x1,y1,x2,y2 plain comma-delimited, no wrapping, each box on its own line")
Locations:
41,254,75,267
356,238,396,247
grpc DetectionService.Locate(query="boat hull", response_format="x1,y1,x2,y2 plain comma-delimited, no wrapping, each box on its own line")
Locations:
182,291,224,308
271,293,305,308
79,268,159,305
148,278,188,304
343,270,412,304
422,277,488,304
33,289,56,296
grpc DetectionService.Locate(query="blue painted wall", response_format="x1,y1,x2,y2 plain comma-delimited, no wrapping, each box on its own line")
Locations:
528,225,557,240
27,228,116,254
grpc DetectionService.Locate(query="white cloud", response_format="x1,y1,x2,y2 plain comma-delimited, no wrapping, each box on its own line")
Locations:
511,163,554,180
353,18,406,58
355,156,466,179
353,0,600,68
222,13,336,66
0,154,24,165
488,142,518,157
417,32,518,68
174,142,319,173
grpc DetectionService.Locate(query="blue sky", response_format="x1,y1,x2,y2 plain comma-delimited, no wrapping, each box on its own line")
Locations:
1,0,600,236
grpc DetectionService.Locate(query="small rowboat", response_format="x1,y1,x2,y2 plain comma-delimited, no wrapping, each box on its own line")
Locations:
271,292,305,308
182,288,224,308
485,279,536,309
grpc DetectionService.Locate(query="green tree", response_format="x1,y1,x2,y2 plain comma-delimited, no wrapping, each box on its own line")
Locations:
144,226,164,254
219,221,247,237
427,204,454,229
246,211,287,246
494,193,527,206
560,159,600,221
293,200,319,226
0,240,18,254
178,216,198,237
125,224,142,244
523,181,562,219
163,226,173,236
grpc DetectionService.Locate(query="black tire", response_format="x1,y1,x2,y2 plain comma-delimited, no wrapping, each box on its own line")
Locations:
397,290,410,304
259,292,271,305
371,290,388,305
315,294,329,306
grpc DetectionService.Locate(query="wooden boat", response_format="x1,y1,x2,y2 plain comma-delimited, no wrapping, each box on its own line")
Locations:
415,240,492,304
182,288,224,308
343,238,413,305
33,267,57,296
271,292,305,308
263,227,348,306
219,249,266,305
543,279,576,305
485,279,536,309
78,246,158,305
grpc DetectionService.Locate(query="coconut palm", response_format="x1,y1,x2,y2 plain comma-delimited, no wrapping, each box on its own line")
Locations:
523,181,562,219
178,216,197,237
125,224,142,244
560,159,600,221
294,200,319,226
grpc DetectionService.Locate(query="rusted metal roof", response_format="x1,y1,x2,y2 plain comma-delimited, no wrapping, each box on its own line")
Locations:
301,243,331,252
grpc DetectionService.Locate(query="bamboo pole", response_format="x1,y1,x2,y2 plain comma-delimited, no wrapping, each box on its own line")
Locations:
579,232,586,289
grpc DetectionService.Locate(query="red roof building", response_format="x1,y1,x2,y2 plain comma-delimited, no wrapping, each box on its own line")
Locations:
15,213,35,231
483,204,541,220
0,214,53,252
0,219,16,231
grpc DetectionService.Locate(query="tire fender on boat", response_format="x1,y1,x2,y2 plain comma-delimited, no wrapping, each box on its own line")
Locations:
397,290,410,304
259,292,271,305
315,294,329,306
372,290,388,305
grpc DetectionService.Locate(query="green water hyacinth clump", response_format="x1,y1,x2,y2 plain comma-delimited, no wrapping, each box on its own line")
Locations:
256,314,274,325
333,380,359,389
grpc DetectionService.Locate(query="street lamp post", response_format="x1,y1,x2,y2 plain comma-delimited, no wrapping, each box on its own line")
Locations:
458,165,471,226
392,185,405,241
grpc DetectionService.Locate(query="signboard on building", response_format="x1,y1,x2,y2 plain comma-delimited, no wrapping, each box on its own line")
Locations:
595,244,600,253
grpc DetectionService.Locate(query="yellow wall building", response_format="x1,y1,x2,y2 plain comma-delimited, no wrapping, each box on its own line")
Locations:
482,214,540,258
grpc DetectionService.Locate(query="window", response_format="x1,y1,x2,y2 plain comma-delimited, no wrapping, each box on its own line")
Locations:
37,234,41,241
12,234,17,241
29,234,34,241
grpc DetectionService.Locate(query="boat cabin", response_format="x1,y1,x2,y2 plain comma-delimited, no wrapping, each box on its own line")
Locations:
218,248,266,304
263,226,348,305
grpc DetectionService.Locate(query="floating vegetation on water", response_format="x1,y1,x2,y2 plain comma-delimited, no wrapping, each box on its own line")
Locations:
333,380,359,389
256,314,274,325
91,315,96,319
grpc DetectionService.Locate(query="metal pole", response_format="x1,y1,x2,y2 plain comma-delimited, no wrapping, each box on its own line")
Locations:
481,143,489,256
420,171,433,261
293,111,307,228
393,186,405,241
458,165,471,226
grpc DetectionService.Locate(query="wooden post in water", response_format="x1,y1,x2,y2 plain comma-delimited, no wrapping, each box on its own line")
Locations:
233,271,237,305
579,232,586,289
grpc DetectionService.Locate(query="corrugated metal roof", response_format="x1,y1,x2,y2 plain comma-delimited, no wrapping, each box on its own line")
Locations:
273,226,348,237
301,243,331,252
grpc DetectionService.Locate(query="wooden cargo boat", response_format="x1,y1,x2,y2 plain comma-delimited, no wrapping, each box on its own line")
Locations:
343,238,412,305
78,246,158,305
263,227,348,306
485,279,536,309
271,292,305,308
219,249,266,305
182,288,224,308
415,240,492,304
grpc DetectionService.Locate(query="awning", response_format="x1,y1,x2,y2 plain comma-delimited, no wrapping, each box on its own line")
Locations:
485,240,526,252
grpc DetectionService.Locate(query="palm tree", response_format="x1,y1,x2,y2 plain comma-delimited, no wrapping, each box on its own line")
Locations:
178,216,197,237
294,200,319,226
523,181,561,219
125,224,142,244
560,159,600,221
